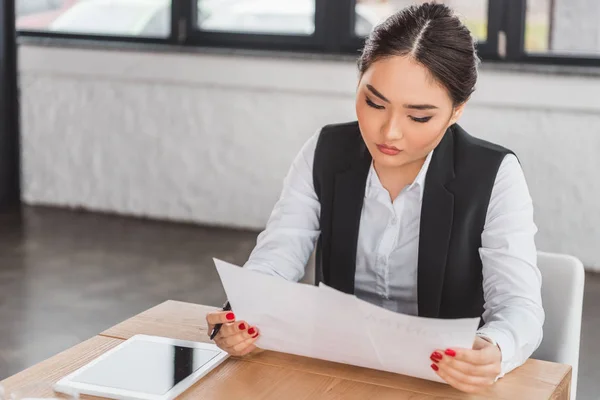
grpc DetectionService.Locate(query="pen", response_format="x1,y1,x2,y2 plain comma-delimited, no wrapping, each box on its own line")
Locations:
209,301,231,340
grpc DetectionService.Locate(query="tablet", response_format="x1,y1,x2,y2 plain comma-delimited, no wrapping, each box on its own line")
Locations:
54,335,229,400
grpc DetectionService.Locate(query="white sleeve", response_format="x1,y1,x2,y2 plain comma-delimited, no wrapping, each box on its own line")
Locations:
477,154,545,377
243,131,321,282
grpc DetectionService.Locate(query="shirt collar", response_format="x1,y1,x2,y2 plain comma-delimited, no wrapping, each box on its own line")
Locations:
365,151,434,202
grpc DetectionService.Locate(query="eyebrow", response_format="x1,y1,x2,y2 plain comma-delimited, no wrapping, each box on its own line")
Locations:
403,103,438,110
366,84,438,110
366,84,390,103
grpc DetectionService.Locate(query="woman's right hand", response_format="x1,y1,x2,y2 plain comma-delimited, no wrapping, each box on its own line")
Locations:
206,311,260,356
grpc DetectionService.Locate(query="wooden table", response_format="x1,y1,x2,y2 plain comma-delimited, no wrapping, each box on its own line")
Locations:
1,300,572,399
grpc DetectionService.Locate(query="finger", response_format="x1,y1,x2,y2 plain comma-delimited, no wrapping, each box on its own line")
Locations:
446,357,502,378
218,332,247,348
231,335,260,354
438,347,496,366
234,324,259,340
206,311,236,325
216,324,259,347
236,321,250,336
432,351,500,378
221,334,259,356
218,321,249,338
246,326,260,339
434,364,483,394
444,358,501,378
437,360,496,387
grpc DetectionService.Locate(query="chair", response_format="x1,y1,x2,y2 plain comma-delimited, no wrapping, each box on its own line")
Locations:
532,251,585,399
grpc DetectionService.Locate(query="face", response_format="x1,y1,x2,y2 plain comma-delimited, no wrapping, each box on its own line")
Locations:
356,55,465,170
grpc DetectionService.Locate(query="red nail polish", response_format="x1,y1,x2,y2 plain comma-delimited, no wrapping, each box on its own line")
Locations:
238,323,246,330
252,333,259,338
226,312,235,321
445,349,456,357
431,363,439,371
248,327,256,335
430,356,439,363
431,352,443,360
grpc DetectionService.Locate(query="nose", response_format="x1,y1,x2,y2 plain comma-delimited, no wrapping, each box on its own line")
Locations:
382,114,403,141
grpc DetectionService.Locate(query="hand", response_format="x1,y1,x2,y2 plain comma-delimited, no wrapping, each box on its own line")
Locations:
430,336,502,394
206,311,260,356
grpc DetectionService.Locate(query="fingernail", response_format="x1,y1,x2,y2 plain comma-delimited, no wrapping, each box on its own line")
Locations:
430,356,440,363
431,363,439,371
445,349,456,357
238,323,246,330
226,312,235,321
252,333,259,338
431,352,443,360
248,327,256,335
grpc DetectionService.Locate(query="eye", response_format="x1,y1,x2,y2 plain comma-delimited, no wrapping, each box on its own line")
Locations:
365,97,385,110
409,116,432,123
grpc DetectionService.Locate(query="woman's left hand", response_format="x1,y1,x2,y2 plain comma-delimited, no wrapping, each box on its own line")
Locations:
430,336,502,394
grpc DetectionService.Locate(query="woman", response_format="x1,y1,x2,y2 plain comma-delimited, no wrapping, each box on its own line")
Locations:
206,2,544,394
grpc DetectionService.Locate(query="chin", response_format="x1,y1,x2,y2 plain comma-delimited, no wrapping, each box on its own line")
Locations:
371,153,407,168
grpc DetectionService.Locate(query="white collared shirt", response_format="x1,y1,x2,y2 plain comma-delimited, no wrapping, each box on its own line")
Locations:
244,130,544,376
354,151,432,316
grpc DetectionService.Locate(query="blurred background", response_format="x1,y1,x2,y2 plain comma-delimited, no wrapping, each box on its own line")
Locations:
1,0,599,398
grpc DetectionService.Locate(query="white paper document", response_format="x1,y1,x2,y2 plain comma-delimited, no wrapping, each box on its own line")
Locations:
214,258,480,383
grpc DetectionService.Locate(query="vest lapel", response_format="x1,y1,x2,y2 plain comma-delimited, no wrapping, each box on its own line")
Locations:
327,136,372,295
417,126,456,318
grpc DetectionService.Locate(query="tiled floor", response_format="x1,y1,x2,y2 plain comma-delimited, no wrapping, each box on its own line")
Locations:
0,206,597,398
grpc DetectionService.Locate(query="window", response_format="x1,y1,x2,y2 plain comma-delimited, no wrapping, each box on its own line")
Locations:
354,0,488,43
14,0,600,67
524,0,550,53
197,0,315,36
16,0,64,18
525,0,600,56
16,0,171,38
16,0,72,31
188,0,320,53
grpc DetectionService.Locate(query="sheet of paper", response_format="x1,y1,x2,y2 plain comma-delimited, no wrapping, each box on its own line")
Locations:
215,259,480,383
214,259,379,369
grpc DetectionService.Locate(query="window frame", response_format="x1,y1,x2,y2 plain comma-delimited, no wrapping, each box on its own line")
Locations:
14,0,600,68
1,0,21,208
495,0,600,67
183,0,353,54
17,0,183,45
184,0,501,58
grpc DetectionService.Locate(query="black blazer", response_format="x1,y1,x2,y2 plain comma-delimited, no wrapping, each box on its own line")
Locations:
312,121,513,321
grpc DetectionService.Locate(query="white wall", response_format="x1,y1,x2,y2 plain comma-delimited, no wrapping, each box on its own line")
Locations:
18,45,600,269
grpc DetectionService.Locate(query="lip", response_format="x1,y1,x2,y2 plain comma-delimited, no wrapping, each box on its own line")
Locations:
376,144,402,156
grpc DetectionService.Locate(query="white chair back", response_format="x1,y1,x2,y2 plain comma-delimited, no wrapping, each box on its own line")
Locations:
533,251,585,399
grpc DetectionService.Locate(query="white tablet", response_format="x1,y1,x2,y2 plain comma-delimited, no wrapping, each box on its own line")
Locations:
54,335,229,400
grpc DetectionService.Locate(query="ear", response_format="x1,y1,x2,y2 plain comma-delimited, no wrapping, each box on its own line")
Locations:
449,102,467,125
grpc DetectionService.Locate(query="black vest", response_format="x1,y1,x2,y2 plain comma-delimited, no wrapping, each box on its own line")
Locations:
313,121,513,321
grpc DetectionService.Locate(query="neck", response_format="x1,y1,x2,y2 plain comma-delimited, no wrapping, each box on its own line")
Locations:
374,156,427,201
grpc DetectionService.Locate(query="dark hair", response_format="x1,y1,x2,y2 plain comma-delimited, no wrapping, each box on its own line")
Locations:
358,2,478,106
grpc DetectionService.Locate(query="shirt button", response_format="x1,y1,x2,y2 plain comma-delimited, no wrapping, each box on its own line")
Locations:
391,217,398,225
